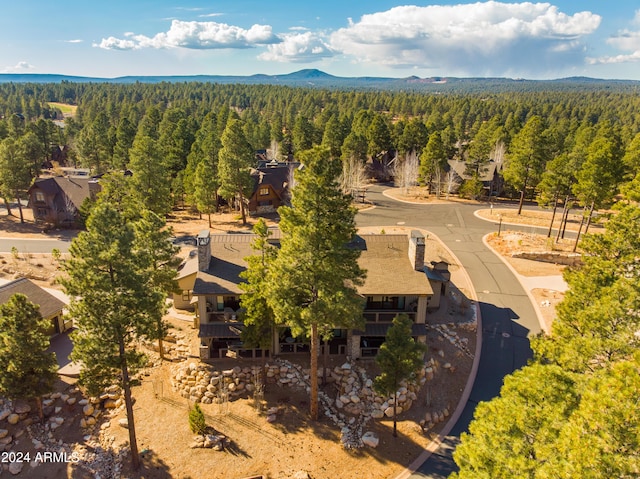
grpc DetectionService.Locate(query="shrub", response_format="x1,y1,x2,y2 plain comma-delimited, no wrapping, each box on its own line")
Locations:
189,403,206,435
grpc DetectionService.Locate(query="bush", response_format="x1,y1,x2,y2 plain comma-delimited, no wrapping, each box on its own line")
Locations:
189,403,207,435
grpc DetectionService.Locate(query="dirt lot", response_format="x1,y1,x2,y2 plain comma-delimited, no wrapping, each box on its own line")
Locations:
0,207,477,479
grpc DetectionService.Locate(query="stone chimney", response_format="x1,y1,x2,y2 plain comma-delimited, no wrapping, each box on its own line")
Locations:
408,230,426,271
197,230,211,272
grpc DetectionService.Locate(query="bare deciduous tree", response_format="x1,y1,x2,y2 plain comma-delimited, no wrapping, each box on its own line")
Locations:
340,156,368,201
443,170,461,200
393,152,419,193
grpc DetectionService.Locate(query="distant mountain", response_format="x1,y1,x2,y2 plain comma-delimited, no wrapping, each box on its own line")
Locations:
0,69,639,93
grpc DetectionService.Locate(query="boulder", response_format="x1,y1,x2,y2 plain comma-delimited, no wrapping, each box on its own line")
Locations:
291,472,311,479
7,414,19,425
362,431,379,448
118,418,129,429
371,409,384,419
82,404,94,416
0,429,7,439
9,461,23,475
0,410,11,421
14,401,30,414
103,399,117,409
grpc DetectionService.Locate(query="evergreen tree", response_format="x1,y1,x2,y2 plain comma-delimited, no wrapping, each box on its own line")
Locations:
267,146,365,420
373,314,427,437
239,219,277,351
193,160,218,227
217,119,254,225
0,294,58,420
62,201,165,470
503,116,549,214
128,133,172,216
133,210,180,360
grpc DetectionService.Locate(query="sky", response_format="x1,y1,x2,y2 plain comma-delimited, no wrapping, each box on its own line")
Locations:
2,1,640,80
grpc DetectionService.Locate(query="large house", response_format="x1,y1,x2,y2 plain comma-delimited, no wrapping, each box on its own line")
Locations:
27,175,100,228
177,228,449,361
0,278,70,337
447,159,504,197
247,161,301,215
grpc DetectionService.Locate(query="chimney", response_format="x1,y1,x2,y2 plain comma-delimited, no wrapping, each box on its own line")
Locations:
408,230,425,271
197,230,211,272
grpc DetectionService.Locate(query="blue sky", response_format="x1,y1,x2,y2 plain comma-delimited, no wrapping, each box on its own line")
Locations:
2,1,640,80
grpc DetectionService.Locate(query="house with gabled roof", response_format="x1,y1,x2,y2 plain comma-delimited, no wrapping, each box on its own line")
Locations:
0,278,70,337
447,159,504,197
185,228,448,361
27,175,100,228
248,161,301,215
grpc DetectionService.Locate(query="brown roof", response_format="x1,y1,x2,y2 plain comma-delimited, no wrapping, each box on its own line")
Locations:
354,234,433,296
192,231,432,297
0,278,65,318
28,176,100,211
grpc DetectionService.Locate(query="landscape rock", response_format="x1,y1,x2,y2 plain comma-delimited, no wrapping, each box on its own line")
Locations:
7,414,19,425
361,431,379,448
82,404,94,416
9,461,23,475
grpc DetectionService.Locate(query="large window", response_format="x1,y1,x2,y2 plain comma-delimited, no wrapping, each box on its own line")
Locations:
35,191,45,203
259,187,269,196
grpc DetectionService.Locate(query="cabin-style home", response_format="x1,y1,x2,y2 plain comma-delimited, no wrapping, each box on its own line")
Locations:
179,228,449,361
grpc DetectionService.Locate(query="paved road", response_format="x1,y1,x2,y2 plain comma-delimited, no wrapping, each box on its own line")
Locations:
0,237,71,253
356,186,542,478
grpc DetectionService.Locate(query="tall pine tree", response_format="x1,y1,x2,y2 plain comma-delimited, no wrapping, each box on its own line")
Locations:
62,201,165,470
267,146,365,420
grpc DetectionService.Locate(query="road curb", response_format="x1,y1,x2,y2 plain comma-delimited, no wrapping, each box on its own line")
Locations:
392,228,483,479
481,233,550,335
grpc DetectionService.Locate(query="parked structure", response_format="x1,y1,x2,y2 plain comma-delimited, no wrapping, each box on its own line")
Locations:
0,278,70,337
177,228,449,360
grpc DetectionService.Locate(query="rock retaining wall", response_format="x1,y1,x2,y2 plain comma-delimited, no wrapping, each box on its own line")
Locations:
512,251,582,266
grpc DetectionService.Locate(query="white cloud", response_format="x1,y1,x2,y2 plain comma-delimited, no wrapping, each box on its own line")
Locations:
64,39,83,44
95,19,280,50
329,1,600,76
3,61,35,73
259,31,335,62
590,14,640,65
199,13,223,18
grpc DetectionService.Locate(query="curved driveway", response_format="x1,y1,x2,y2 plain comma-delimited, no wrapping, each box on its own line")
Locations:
357,186,542,478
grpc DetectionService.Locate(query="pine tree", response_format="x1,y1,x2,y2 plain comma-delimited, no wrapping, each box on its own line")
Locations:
373,313,427,437
267,146,365,420
62,201,165,470
217,119,254,225
239,219,277,352
0,294,58,420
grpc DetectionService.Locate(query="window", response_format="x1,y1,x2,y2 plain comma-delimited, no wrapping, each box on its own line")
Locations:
37,208,47,217
35,191,45,203
182,290,191,301
259,187,269,196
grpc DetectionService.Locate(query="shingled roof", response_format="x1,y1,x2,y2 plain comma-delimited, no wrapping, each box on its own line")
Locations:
0,278,66,318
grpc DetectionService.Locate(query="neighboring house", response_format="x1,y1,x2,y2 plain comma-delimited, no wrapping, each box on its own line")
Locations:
447,159,504,197
187,228,449,361
248,161,301,215
0,278,71,337
27,175,100,228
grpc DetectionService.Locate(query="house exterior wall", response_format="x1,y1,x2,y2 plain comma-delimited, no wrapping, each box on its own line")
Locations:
248,184,281,214
173,273,196,310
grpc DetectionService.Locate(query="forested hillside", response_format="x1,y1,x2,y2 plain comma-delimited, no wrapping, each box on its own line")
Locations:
1,81,640,218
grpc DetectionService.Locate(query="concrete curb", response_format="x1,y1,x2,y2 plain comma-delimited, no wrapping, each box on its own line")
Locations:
481,233,550,335
392,228,483,479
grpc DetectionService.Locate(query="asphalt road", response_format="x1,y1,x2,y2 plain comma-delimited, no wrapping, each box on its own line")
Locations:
356,185,541,478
